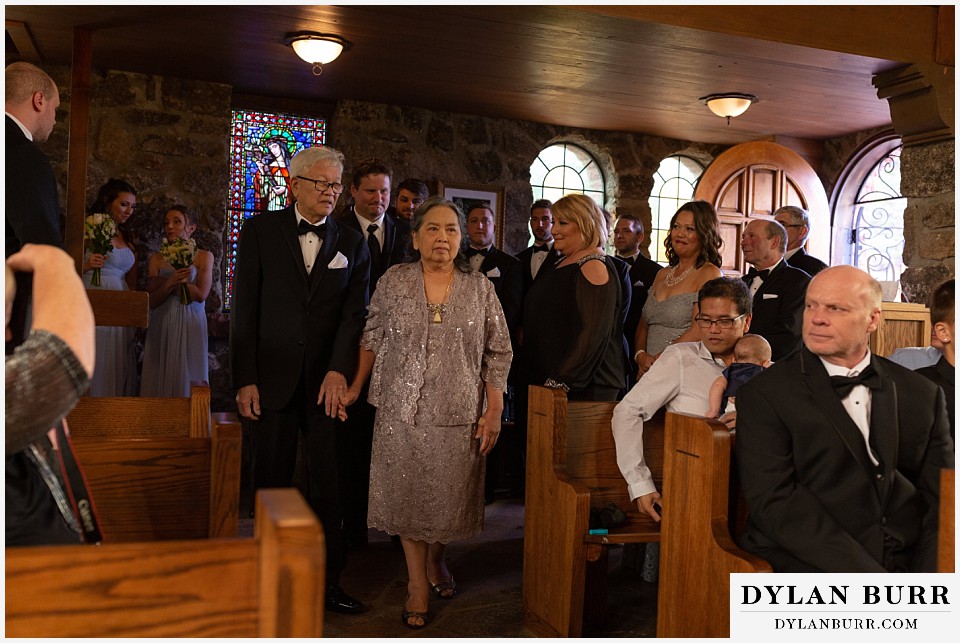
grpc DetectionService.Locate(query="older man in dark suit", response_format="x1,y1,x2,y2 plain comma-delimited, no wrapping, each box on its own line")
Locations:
334,157,411,547
231,145,370,613
740,218,810,361
6,62,63,352
736,266,953,572
773,205,828,276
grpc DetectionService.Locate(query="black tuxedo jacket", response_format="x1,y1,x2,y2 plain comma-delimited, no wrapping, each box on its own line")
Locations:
736,348,954,572
476,246,524,334
621,253,663,358
335,209,410,293
786,247,828,277
6,116,63,351
743,260,810,361
230,207,370,409
516,243,562,294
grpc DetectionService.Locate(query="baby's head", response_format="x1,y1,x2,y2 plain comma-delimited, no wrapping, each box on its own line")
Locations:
734,333,772,367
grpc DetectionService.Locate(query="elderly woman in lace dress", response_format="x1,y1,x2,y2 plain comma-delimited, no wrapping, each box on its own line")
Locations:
340,197,512,629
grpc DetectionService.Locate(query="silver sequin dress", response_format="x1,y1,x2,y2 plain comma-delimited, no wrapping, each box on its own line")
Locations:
362,262,513,543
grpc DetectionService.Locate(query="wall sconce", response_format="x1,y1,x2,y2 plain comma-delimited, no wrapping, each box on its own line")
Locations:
699,93,759,125
284,31,352,76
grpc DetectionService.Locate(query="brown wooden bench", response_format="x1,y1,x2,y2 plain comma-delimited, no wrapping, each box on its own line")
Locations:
4,487,325,637
71,408,241,542
940,468,955,573
657,412,772,638
68,381,211,438
86,288,150,328
522,385,665,637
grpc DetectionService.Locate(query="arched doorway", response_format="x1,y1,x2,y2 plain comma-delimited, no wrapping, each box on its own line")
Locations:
694,141,829,275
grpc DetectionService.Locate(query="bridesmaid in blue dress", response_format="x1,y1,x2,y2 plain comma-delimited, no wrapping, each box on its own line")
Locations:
81,178,140,397
141,205,212,397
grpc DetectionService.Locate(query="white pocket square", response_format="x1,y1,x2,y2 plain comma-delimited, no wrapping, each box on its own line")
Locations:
486,267,501,278
327,251,349,269
762,293,779,299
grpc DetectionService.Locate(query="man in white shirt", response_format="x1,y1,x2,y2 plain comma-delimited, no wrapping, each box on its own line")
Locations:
736,266,953,572
612,277,752,521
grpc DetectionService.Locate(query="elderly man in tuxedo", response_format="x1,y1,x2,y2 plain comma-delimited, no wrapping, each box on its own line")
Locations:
231,145,370,613
736,266,954,572
335,157,411,547
773,205,828,276
740,218,810,361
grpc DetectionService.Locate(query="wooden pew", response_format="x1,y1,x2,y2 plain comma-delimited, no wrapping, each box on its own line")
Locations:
68,381,212,438
86,288,150,328
522,385,665,637
657,412,772,638
940,468,955,573
5,487,325,637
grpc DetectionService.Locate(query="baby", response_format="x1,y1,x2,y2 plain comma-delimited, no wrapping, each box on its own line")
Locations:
707,333,772,418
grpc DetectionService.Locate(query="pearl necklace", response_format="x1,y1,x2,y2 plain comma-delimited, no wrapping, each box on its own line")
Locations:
663,263,695,287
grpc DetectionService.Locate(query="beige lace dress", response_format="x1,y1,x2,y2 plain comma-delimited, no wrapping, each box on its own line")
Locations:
362,262,512,543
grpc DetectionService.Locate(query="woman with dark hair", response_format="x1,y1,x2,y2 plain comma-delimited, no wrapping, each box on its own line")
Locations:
634,200,723,376
339,197,512,629
81,178,139,396
140,205,213,396
521,193,627,400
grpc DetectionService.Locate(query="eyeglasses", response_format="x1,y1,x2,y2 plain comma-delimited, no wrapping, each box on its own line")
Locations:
296,176,344,194
694,313,747,329
776,222,805,228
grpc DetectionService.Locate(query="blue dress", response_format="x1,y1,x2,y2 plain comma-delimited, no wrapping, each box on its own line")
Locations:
82,246,138,397
140,264,208,397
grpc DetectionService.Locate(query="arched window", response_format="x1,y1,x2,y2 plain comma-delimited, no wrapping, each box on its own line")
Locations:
831,133,905,299
224,109,327,311
648,155,704,263
530,143,605,206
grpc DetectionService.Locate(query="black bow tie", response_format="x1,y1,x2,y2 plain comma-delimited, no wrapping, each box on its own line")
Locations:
466,247,490,258
619,255,636,265
744,267,770,282
532,244,551,253
298,219,327,237
830,365,881,398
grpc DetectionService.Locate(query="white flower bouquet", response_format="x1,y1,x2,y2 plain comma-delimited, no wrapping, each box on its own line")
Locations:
83,213,117,287
160,237,198,304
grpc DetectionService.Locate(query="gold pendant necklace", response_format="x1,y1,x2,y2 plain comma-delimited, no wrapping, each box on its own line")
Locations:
425,268,455,323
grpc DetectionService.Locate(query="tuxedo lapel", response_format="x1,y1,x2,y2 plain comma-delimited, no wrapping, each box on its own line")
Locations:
868,357,900,479
480,250,498,276
800,349,879,475
308,217,340,300
280,210,310,284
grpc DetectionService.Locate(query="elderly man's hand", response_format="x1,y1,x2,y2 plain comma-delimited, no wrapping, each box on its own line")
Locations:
236,384,261,420
317,371,348,418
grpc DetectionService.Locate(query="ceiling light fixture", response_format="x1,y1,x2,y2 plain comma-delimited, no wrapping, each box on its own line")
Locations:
699,93,759,125
284,31,352,76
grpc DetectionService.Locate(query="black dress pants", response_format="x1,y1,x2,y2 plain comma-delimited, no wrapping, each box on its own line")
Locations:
251,379,345,584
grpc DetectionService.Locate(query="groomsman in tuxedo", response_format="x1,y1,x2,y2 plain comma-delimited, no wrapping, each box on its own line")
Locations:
515,199,561,293
740,219,810,361
465,204,522,502
6,62,63,352
335,157,411,547
231,145,369,613
612,212,663,382
773,205,828,276
736,266,953,572
389,177,428,224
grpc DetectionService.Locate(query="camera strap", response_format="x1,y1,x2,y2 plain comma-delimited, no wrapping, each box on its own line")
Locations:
53,418,103,543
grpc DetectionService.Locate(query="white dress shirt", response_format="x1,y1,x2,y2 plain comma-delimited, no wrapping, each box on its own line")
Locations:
747,257,784,297
530,239,554,279
295,204,326,274
354,208,385,247
819,352,877,465
612,341,727,499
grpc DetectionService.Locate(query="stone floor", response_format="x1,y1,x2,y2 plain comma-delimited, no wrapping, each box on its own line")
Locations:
306,498,659,638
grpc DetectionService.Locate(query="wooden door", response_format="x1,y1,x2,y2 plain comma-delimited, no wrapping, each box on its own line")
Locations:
694,141,829,275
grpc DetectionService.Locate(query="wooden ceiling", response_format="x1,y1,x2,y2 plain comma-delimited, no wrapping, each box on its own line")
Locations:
5,5,946,145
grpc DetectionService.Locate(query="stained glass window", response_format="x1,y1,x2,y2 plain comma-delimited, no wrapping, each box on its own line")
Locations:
530,143,605,206
224,109,327,311
648,155,704,263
